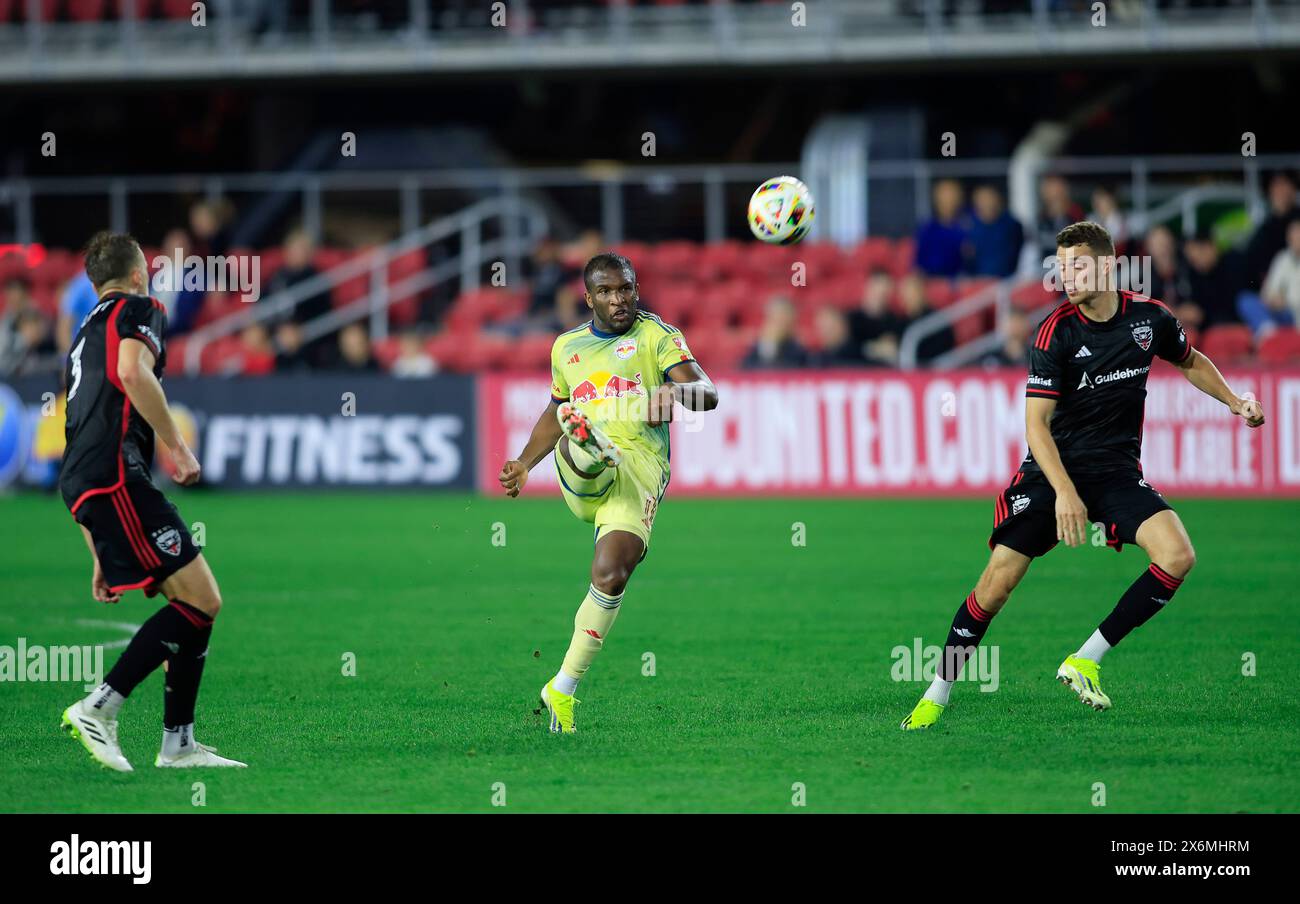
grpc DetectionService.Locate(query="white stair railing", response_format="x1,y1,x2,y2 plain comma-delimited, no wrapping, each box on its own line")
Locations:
183,195,548,375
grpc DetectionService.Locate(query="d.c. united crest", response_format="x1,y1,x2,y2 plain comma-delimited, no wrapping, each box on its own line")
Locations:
1131,324,1154,351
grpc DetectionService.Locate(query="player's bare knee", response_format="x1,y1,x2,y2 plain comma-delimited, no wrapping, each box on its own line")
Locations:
977,562,1024,611
1158,543,1196,579
190,579,222,617
591,561,631,596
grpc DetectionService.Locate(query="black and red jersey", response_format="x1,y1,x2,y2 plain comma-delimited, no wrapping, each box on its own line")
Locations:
60,291,168,513
1022,290,1191,478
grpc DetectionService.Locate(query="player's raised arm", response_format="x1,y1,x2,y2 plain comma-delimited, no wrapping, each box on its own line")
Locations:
499,401,565,497
117,339,200,485
1174,348,1266,428
1024,396,1089,548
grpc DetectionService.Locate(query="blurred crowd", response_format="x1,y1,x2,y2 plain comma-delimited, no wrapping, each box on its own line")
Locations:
4,170,1300,379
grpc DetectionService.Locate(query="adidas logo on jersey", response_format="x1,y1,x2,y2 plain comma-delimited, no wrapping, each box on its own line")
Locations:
1075,345,1092,358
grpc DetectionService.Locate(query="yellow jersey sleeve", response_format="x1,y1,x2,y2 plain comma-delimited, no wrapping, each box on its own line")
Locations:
550,338,570,402
656,327,694,378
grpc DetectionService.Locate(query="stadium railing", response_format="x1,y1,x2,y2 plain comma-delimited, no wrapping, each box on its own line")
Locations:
2,0,1299,79
180,194,549,375
4,153,1293,251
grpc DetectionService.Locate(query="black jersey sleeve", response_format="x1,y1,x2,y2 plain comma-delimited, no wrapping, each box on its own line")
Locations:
1025,319,1065,400
1152,301,1192,364
116,296,167,359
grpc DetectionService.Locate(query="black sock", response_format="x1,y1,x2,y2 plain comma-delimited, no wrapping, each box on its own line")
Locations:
1098,564,1182,647
105,600,214,699
164,600,214,729
939,591,995,682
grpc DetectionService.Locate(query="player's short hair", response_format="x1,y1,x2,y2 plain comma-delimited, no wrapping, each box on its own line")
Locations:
84,231,143,288
1055,221,1115,257
583,252,635,292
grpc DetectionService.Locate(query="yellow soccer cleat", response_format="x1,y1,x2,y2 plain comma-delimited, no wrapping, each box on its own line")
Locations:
1057,655,1112,711
900,698,944,731
539,681,579,734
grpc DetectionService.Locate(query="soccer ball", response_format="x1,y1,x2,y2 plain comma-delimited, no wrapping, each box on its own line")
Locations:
747,175,816,245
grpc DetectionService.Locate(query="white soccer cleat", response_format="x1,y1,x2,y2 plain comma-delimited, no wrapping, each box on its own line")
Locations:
155,742,248,769
557,402,622,469
62,700,133,773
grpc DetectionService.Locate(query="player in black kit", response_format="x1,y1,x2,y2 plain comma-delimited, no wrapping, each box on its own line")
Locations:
901,221,1266,730
59,231,246,771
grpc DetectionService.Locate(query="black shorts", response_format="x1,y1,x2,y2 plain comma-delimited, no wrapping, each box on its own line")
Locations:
989,468,1172,558
70,479,201,595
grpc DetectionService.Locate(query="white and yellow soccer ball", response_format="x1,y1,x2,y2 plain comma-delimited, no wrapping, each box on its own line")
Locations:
747,175,815,245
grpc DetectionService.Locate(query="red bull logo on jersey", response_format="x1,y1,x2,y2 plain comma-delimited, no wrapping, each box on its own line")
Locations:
615,338,637,359
604,372,643,398
568,371,644,406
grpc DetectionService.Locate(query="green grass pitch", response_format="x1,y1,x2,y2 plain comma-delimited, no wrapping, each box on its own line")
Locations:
1,491,1297,813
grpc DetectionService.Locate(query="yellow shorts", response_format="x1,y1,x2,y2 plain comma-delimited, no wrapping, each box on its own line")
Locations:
554,440,669,551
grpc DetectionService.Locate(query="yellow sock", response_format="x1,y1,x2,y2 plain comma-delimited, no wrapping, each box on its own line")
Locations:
557,584,623,690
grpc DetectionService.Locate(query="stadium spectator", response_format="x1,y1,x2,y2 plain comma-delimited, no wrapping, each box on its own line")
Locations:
742,297,806,369
1244,171,1300,291
391,331,439,377
898,272,955,364
848,273,906,366
188,199,230,258
273,320,313,372
57,270,98,355
1183,229,1243,328
526,238,572,320
914,179,967,278
269,228,332,324
1089,186,1130,255
238,323,275,376
332,322,379,372
1145,225,1188,312
1238,219,1300,336
978,308,1032,368
0,277,57,377
152,228,207,336
1036,175,1085,256
807,306,865,367
965,184,1023,278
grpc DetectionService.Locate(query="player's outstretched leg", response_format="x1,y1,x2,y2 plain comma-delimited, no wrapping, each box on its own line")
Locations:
557,402,622,470
1059,510,1195,711
540,529,644,734
902,544,1031,730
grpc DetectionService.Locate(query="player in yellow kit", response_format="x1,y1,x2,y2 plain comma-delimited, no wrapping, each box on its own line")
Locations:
498,252,718,733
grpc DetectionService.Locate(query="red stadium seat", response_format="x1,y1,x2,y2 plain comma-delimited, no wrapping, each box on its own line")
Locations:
158,0,194,19
67,0,107,21
648,241,699,281
695,240,746,282
848,237,895,275
786,241,840,281
1258,328,1300,366
1198,324,1254,365
1011,280,1059,311
924,278,959,310
889,237,917,277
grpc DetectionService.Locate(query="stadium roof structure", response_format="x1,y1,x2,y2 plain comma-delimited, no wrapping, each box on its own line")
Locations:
1,1,1299,84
